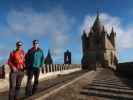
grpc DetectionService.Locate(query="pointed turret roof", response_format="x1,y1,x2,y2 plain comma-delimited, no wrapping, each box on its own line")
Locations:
65,49,71,54
82,30,87,38
66,49,69,53
92,11,102,32
109,27,116,48
111,27,114,32
102,26,106,33
110,27,116,36
47,49,51,58
45,49,53,64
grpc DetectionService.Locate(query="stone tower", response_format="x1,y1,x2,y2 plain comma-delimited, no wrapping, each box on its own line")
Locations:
44,49,53,64
81,12,118,70
64,50,71,64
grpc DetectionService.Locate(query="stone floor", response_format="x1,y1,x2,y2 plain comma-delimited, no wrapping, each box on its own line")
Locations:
39,68,133,100
37,70,97,100
82,68,133,100
1,68,133,100
0,70,86,100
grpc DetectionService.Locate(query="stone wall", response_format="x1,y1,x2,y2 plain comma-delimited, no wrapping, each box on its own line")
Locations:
118,62,133,77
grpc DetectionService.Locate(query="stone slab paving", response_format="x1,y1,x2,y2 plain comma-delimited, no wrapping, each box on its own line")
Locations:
36,68,133,100
82,68,133,100
35,70,98,100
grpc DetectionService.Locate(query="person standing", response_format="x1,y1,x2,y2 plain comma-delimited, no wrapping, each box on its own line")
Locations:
8,41,25,100
25,40,44,96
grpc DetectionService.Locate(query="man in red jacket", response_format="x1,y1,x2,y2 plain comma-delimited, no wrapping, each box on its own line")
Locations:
8,41,25,100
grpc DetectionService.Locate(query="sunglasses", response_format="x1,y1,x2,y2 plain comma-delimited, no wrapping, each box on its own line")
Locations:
18,45,22,46
33,43,39,45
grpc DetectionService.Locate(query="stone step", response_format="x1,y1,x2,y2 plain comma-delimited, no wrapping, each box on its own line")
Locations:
81,89,133,100
94,77,119,80
94,76,120,79
94,77,127,81
84,69,133,99
88,85,133,95
88,83,133,90
92,79,128,84
92,79,123,83
92,81,128,87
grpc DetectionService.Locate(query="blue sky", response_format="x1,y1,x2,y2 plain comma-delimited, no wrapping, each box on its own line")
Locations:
0,0,133,64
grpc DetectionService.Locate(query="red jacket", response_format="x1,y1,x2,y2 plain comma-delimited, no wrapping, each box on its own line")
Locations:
8,49,25,70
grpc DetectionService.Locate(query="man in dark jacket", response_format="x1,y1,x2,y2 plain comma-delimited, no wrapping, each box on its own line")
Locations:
25,40,44,96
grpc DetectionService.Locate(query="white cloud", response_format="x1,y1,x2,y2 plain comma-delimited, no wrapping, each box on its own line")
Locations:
6,8,75,63
6,8,74,36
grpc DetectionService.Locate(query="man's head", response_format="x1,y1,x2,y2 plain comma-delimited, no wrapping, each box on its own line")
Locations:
16,41,23,50
32,40,39,49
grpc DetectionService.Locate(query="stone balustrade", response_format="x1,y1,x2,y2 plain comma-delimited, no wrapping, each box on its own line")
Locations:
0,64,81,79
44,64,81,73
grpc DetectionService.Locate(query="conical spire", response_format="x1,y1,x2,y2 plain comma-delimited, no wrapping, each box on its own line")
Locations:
83,30,86,35
110,27,116,36
110,27,116,48
102,26,106,33
45,49,53,64
66,49,69,53
92,11,102,32
47,49,51,58
82,30,87,38
89,28,94,36
111,27,114,33
96,10,100,20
